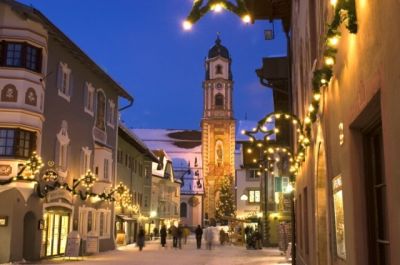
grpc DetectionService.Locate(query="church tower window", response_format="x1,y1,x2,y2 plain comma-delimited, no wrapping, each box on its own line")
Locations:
216,64,223,74
215,93,224,108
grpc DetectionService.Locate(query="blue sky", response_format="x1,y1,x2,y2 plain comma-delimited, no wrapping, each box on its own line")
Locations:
20,0,287,129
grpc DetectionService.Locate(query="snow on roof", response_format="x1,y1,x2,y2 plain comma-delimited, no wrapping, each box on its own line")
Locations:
133,129,204,195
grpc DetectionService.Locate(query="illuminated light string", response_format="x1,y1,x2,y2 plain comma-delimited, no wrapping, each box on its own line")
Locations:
182,0,251,30
0,154,136,211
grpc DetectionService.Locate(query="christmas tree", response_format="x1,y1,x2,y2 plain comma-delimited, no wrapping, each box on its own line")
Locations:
215,175,236,224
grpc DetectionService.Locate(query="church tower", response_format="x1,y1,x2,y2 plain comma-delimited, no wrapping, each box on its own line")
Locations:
201,36,236,222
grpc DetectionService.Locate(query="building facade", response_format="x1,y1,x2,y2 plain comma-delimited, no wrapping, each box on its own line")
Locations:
149,150,181,231
0,1,132,262
134,129,204,229
291,0,400,265
115,124,157,245
201,36,236,222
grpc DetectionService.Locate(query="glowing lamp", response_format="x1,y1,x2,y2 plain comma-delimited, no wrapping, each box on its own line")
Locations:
242,14,251,23
182,20,193,31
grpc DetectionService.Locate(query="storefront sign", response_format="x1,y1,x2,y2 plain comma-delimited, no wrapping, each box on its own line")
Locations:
0,216,8,226
86,234,99,254
65,231,81,257
47,189,72,203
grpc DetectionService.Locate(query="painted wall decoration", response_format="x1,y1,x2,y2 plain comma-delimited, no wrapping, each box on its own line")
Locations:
1,84,17,102
215,140,223,167
25,87,37,106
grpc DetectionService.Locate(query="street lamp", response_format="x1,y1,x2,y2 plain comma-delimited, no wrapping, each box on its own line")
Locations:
240,194,248,201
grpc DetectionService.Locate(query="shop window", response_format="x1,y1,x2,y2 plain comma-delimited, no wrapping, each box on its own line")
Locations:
0,128,36,158
1,84,17,102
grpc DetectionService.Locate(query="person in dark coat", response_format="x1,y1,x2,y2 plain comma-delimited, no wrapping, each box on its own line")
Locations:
177,224,183,249
137,227,145,251
195,225,203,249
160,225,167,247
170,224,178,248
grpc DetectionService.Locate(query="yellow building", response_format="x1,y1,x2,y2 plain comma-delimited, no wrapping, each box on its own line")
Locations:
201,36,236,222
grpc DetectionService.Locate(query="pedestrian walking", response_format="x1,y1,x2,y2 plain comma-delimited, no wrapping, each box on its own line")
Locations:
137,226,145,251
204,226,214,250
177,224,183,249
183,225,190,244
195,225,203,249
171,224,178,248
219,229,226,245
160,225,167,247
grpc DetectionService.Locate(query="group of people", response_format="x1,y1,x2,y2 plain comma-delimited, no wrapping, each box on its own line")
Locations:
244,226,262,250
136,224,235,251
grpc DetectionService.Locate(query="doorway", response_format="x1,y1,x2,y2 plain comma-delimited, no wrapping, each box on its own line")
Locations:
41,211,70,257
363,123,390,265
23,212,36,261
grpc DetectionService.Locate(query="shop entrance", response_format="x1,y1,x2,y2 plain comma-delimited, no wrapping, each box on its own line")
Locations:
41,211,70,257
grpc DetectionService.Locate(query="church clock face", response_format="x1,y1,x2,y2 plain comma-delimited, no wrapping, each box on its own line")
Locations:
216,83,223,90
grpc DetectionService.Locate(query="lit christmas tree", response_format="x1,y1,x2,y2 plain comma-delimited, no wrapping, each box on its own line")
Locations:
215,175,236,224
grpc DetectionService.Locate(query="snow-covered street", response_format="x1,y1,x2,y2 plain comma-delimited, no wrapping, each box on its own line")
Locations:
37,237,291,265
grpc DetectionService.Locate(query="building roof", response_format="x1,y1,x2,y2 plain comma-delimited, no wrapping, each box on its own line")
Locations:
118,123,158,162
208,36,230,59
4,0,133,101
133,129,204,195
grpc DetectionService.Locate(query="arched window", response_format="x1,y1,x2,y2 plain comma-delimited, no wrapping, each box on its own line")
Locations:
95,91,106,131
1,84,17,102
216,64,223,74
215,93,224,108
25,88,37,106
180,202,187,218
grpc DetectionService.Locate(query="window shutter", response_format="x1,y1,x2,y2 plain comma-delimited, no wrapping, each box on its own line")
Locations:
68,73,73,97
57,63,63,90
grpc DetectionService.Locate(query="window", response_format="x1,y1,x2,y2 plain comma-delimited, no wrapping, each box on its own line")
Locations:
107,100,115,127
248,189,261,203
117,149,123,164
25,87,37,106
81,147,92,175
84,82,95,115
215,93,224,108
0,41,42,72
0,128,36,158
104,159,109,180
99,212,104,237
216,64,223,74
1,84,17,102
56,121,70,171
57,62,72,101
247,169,260,180
95,91,106,131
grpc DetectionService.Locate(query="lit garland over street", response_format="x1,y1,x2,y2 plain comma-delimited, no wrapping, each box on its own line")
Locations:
182,0,251,30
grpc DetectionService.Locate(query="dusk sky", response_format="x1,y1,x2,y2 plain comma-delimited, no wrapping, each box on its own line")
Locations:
20,0,287,129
